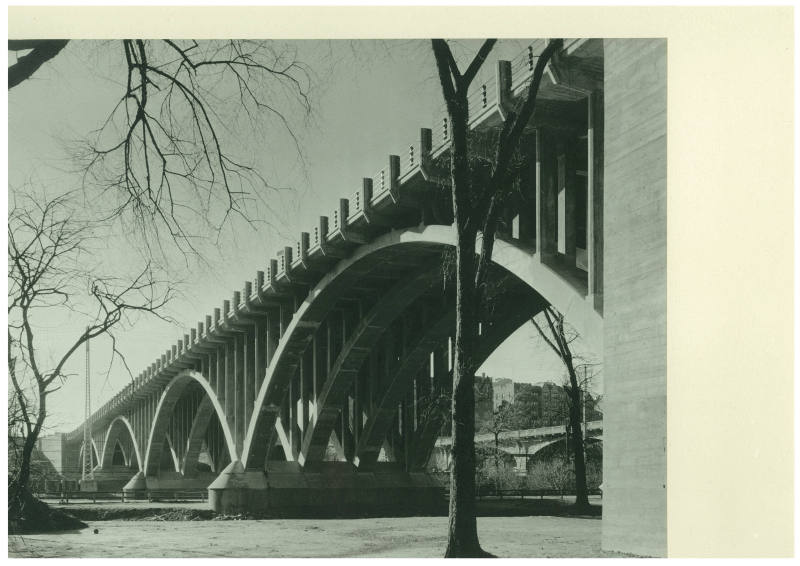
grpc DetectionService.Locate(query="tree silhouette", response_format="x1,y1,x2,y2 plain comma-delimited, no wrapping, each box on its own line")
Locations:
8,190,174,513
531,305,592,510
9,39,312,253
430,38,561,557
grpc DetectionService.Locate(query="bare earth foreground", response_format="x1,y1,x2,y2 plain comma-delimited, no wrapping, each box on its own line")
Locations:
9,515,619,558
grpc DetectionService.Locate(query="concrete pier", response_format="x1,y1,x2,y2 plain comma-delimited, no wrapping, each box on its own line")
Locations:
209,462,444,517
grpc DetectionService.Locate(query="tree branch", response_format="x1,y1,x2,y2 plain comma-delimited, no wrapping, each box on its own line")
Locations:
461,39,497,88
431,39,458,114
474,38,562,215
8,40,69,89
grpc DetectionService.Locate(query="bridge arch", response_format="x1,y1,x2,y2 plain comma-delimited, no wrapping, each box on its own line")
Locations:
143,370,236,477
240,232,449,469
519,433,604,462
100,415,141,471
241,224,600,470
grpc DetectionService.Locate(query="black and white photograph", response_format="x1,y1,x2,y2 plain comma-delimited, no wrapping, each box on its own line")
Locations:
6,4,794,560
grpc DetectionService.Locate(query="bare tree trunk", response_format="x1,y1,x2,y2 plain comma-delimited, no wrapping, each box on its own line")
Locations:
13,386,47,496
431,37,560,557
442,84,489,554
445,227,486,557
531,307,591,510
17,436,36,492
565,362,589,509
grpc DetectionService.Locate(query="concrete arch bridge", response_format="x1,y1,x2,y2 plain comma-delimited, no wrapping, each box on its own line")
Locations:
63,38,666,556
429,421,603,473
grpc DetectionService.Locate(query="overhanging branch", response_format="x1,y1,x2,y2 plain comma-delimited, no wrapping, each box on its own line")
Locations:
8,39,69,89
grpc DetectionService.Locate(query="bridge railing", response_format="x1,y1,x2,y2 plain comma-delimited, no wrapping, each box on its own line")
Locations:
349,188,363,219
510,39,548,93
402,138,422,178
330,202,342,233
371,166,390,202
431,109,451,158
466,76,498,125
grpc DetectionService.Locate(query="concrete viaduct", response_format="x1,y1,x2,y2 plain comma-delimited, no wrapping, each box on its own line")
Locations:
63,39,666,556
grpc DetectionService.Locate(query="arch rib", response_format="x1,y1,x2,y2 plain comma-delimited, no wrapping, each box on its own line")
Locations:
181,395,216,476
100,415,142,471
143,370,236,477
241,237,444,469
411,292,543,469
297,266,439,466
242,224,597,469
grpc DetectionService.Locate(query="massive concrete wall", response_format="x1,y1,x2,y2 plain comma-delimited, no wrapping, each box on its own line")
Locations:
601,39,667,557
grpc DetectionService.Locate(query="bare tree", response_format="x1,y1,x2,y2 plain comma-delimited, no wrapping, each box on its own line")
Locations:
481,401,513,475
430,38,561,556
530,305,593,510
9,39,313,253
7,190,174,510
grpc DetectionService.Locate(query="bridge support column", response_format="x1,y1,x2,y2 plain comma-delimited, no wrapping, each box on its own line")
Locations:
208,460,268,514
602,38,666,557
123,471,147,497
208,461,444,517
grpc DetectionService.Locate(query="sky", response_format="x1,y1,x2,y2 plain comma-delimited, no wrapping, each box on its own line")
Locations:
8,39,599,433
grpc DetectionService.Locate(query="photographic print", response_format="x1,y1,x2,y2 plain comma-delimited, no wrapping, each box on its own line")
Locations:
8,8,678,560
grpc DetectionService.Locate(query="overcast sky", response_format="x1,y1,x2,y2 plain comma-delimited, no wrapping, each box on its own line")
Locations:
8,39,598,433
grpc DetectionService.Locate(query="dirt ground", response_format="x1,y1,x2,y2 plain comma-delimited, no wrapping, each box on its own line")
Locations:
9,514,626,558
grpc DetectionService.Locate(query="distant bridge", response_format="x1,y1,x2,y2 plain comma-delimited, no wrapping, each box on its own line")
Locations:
61,38,667,556
429,421,603,471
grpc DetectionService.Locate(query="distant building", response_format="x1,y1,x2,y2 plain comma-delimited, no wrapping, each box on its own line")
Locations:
474,374,494,429
8,433,68,487
472,374,601,430
492,377,514,410
513,382,542,428
535,381,568,426
37,434,67,475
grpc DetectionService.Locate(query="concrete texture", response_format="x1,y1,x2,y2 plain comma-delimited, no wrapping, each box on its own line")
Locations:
601,38,667,557
209,461,444,516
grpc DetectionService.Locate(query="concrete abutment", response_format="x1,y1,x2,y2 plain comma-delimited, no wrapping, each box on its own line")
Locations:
601,38,667,557
209,461,444,517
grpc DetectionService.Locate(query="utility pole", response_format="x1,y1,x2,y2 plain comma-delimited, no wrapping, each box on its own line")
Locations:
81,330,93,483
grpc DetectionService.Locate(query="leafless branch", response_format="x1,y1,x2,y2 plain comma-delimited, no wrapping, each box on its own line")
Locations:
8,189,175,492
68,39,313,254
